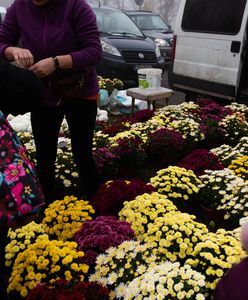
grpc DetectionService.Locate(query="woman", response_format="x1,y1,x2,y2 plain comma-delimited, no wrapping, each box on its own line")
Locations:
0,59,45,300
0,0,102,203
214,222,248,299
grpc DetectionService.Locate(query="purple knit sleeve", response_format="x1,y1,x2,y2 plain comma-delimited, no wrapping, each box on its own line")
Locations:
69,0,102,71
0,2,21,58
214,278,228,300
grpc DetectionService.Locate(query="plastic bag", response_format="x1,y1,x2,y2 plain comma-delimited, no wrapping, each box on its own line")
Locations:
99,89,109,107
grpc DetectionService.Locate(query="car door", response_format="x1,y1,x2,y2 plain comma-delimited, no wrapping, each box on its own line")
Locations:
173,0,248,97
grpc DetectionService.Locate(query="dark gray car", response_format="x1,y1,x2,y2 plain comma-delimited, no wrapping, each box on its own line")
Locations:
92,5,165,88
125,10,173,64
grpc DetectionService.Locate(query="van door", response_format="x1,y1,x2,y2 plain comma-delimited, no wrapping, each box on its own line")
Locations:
172,0,248,100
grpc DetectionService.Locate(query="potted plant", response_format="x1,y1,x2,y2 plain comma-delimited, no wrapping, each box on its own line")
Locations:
26,280,110,300
90,179,154,217
146,127,185,165
178,149,224,176
74,216,135,267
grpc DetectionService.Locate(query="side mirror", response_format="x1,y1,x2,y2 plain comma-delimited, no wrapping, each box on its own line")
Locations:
167,24,172,30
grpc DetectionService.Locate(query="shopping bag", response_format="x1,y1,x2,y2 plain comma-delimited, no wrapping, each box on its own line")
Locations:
0,111,45,228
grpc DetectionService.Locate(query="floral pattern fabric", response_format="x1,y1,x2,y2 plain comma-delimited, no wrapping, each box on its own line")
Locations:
0,111,45,228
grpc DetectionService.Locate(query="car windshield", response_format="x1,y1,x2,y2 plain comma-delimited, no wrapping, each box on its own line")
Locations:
130,14,170,31
93,8,144,37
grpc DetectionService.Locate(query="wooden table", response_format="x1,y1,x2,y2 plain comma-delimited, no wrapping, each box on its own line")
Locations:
126,87,173,117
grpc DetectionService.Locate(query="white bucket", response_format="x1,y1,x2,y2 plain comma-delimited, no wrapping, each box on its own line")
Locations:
137,68,162,89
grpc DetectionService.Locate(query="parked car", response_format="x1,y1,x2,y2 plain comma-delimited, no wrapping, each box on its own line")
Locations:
125,10,173,64
91,5,165,88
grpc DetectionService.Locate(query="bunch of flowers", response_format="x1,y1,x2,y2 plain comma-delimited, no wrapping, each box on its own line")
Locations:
146,128,185,163
5,222,48,270
93,130,109,148
55,146,82,195
146,112,171,128
101,117,132,137
197,101,232,120
199,115,223,147
178,149,224,176
93,147,119,181
211,137,248,167
132,109,154,123
226,101,248,119
157,102,199,120
119,192,177,239
124,262,206,300
177,101,200,113
234,136,248,156
109,131,147,166
219,112,248,145
74,216,135,266
130,121,158,143
149,166,202,209
210,144,237,167
90,240,158,299
8,239,89,298
198,169,245,210
18,134,36,163
42,195,95,241
98,76,124,95
90,179,154,217
26,279,110,300
186,229,246,292
17,131,34,145
228,155,248,181
196,101,232,144
167,117,205,151
216,181,248,226
196,99,218,107
59,118,71,139
143,211,209,262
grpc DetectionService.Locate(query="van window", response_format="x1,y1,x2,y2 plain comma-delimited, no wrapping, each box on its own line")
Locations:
182,0,247,35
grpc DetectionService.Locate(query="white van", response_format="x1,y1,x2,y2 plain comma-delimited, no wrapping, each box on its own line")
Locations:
168,0,248,103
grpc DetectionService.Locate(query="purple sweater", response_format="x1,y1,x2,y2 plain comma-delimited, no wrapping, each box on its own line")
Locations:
0,0,102,103
214,257,248,300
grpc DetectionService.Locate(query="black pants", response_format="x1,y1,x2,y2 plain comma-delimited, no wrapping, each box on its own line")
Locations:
31,99,100,203
0,227,8,300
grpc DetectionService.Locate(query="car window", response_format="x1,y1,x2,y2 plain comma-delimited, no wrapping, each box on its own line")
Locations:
182,0,246,35
130,14,169,31
94,8,143,37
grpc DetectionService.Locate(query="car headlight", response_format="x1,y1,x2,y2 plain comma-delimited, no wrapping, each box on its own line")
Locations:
101,40,121,56
155,38,170,47
155,45,161,58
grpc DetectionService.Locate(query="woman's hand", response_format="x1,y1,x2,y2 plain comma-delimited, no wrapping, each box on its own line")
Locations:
5,47,34,68
29,58,55,78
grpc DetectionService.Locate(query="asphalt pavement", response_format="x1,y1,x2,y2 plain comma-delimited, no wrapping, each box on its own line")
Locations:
161,70,185,106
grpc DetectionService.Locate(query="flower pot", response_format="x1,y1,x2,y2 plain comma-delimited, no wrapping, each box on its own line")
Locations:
199,204,225,226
